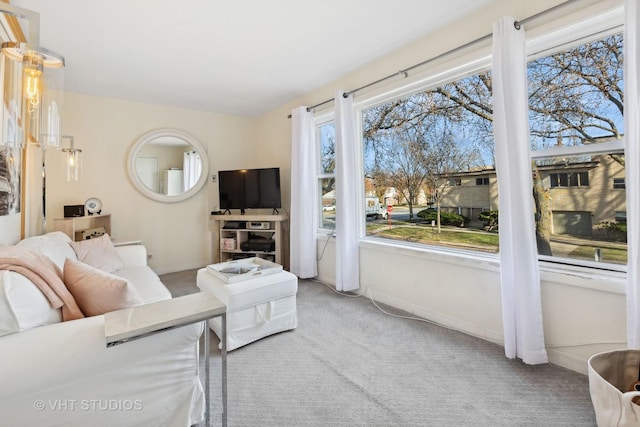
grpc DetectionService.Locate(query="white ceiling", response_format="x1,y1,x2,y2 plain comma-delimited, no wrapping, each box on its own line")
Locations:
10,0,495,117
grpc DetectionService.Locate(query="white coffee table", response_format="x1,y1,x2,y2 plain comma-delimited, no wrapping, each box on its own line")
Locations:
105,292,227,427
197,266,298,351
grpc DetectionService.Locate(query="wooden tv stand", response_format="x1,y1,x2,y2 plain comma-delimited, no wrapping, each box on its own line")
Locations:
210,213,288,270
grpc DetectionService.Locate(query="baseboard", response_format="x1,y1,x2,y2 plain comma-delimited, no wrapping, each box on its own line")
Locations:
153,260,208,276
547,349,589,375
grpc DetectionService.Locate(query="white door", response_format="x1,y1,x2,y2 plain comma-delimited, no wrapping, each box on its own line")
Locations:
135,156,159,192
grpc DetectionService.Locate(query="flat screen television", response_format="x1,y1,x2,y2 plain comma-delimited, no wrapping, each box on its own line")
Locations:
218,167,281,214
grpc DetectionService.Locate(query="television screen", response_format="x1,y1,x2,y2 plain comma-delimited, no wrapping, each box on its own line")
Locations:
218,167,281,213
218,170,246,211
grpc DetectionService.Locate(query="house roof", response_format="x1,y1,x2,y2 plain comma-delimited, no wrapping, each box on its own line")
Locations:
9,0,496,117
444,158,604,178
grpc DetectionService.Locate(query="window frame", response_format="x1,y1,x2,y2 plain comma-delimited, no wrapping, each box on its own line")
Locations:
528,19,625,271
356,57,495,253
549,171,590,188
613,178,626,189
325,5,626,273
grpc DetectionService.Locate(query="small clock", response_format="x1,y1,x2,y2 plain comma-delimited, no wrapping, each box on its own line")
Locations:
85,197,103,215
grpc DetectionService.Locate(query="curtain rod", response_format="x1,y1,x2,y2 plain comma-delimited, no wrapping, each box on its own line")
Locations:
287,0,579,119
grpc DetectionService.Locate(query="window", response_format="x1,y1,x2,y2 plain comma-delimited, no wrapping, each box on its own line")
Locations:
361,68,498,254
348,11,624,268
528,31,626,266
549,171,589,188
317,120,336,230
613,178,625,189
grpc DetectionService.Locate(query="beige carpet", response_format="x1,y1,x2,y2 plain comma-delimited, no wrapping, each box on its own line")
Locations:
161,269,596,427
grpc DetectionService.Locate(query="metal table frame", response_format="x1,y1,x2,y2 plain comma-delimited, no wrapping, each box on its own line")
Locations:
105,292,227,427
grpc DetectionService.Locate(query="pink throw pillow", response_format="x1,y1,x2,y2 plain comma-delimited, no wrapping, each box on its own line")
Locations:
63,258,142,316
70,234,124,273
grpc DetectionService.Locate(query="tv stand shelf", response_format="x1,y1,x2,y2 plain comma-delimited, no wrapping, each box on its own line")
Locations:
210,213,288,269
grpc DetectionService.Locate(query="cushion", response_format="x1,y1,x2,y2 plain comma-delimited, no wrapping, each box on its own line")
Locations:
70,234,124,273
115,266,172,303
16,231,77,271
63,259,142,316
0,270,62,337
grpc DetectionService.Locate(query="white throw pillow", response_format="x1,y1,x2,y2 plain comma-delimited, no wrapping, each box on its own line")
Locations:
16,231,77,271
0,270,62,337
70,234,124,274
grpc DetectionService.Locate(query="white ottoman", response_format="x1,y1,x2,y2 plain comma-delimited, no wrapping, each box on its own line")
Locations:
196,268,298,351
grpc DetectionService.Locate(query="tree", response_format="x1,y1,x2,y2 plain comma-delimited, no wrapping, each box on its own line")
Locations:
363,82,488,223
424,130,479,232
369,129,429,219
319,124,336,205
527,34,623,146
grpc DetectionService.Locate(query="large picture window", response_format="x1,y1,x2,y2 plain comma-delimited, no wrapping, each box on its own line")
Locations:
357,28,625,267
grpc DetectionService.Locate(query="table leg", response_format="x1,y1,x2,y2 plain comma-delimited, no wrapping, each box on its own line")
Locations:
204,320,210,427
222,313,227,427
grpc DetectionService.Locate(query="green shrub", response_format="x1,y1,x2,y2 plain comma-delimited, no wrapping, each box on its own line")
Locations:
478,210,498,231
596,221,627,242
417,208,466,227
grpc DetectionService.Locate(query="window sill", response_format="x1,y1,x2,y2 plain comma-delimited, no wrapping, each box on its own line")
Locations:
359,237,500,271
358,236,626,294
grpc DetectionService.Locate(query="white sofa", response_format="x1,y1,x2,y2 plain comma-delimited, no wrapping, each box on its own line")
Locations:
0,232,205,427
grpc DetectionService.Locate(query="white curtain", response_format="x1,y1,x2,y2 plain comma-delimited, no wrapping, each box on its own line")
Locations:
492,17,548,364
625,0,640,348
335,91,360,292
183,150,201,191
290,106,318,278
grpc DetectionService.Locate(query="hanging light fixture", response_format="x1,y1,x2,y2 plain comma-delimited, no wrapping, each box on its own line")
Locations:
23,52,44,117
61,135,81,182
1,42,64,149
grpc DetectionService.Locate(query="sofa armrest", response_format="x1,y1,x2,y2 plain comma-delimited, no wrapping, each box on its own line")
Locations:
0,314,203,401
114,243,148,268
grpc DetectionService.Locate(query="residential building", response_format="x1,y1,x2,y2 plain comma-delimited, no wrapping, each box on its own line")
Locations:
440,154,627,237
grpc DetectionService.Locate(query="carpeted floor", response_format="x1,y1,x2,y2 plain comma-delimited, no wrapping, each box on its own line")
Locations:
160,269,596,427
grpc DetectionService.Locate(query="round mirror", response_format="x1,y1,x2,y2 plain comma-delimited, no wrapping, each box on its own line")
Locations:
127,128,209,203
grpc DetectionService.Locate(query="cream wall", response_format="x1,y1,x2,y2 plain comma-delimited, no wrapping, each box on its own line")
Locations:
44,92,257,274
255,0,626,374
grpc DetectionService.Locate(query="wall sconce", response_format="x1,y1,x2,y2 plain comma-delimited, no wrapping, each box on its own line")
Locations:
1,42,64,149
61,135,81,181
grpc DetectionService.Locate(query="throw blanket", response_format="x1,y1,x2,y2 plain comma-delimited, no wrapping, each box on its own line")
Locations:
0,246,84,321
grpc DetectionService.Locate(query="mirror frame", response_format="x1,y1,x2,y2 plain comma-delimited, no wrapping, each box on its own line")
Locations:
127,128,209,203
